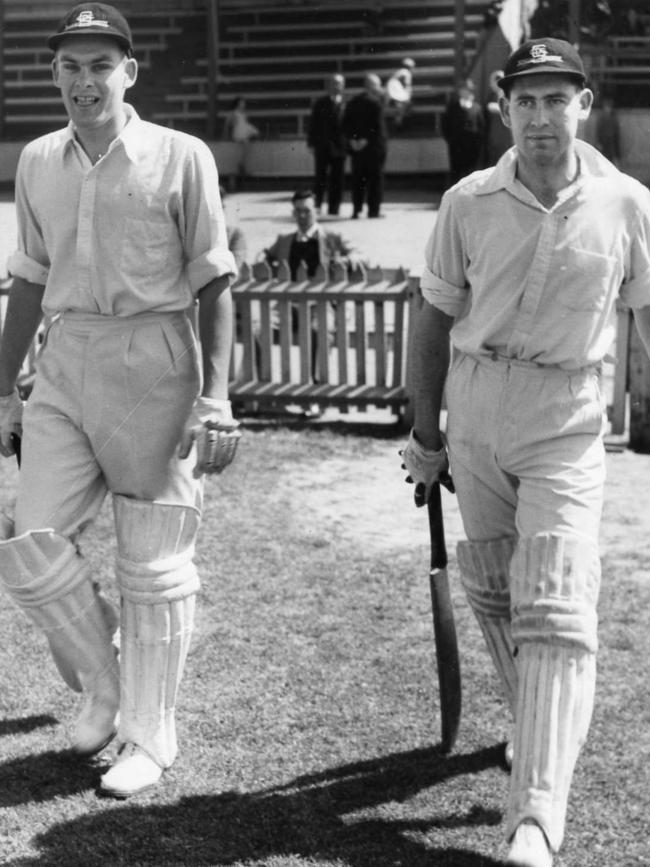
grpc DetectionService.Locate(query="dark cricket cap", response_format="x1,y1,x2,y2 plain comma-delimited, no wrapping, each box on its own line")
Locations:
497,38,586,89
46,3,133,54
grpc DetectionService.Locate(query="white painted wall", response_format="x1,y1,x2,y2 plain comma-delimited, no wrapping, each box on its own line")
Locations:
1,111,649,183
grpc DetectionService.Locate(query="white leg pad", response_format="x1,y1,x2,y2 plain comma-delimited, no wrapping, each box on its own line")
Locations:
457,537,518,714
507,533,600,852
0,524,118,695
114,495,201,769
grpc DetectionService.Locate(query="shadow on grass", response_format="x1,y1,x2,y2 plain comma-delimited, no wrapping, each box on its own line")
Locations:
239,413,407,439
8,744,505,866
0,748,111,807
0,714,59,737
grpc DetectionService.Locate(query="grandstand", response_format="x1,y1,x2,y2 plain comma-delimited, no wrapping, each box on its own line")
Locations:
1,1,650,180
0,0,494,142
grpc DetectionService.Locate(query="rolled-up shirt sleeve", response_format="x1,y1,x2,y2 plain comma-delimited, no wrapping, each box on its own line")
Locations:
182,141,237,294
9,147,50,286
7,250,49,285
420,191,469,317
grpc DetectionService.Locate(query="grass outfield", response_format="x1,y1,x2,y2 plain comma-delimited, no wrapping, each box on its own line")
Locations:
0,420,649,866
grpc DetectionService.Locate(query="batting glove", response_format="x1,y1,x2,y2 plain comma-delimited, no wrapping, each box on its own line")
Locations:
179,397,241,478
400,429,453,507
0,389,23,458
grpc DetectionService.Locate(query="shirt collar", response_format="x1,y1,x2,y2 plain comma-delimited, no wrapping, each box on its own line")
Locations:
475,139,619,200
63,104,143,163
296,224,320,242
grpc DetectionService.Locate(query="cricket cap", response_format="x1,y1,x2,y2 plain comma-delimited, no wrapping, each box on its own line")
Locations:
498,38,586,89
47,3,133,55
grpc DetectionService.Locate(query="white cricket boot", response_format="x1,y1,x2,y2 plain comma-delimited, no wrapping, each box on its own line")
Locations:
506,821,553,867
99,742,163,798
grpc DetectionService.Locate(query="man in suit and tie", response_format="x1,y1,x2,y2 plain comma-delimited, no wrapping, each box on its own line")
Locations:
264,189,364,281
307,74,347,217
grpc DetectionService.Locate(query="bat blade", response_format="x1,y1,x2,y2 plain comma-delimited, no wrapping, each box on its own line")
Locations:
427,483,461,753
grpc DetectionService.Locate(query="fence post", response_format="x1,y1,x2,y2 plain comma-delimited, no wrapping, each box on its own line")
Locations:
403,275,422,428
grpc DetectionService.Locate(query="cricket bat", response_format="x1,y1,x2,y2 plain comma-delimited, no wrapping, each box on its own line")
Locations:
425,481,461,753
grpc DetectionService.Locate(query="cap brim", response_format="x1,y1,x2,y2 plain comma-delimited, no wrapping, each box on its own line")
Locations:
497,67,586,88
47,29,132,53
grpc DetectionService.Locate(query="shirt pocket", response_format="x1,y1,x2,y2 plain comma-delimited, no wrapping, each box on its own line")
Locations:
558,248,618,312
120,217,180,281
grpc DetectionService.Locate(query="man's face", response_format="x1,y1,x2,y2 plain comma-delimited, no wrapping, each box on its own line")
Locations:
52,36,137,133
328,75,344,97
499,74,592,168
293,196,318,233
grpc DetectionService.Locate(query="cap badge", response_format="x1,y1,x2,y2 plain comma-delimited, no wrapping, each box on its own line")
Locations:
523,43,562,65
71,10,109,29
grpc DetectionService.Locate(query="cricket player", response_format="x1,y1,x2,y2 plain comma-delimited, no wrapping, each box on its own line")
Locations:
403,38,650,867
0,3,238,798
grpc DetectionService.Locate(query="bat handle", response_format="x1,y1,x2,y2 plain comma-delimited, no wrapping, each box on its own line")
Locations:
10,433,21,467
427,483,447,570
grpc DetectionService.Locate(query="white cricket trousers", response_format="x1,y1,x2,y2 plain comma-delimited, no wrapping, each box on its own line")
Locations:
15,310,203,536
6,310,205,768
445,352,606,852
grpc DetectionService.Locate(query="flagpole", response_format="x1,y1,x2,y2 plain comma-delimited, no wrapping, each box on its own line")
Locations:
454,0,466,86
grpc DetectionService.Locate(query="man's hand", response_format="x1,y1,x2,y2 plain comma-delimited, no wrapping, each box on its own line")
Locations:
0,390,23,458
349,138,368,152
179,397,241,478
400,429,453,506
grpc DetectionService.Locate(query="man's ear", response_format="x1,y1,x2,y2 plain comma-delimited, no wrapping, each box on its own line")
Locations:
498,94,511,128
578,87,594,121
52,58,61,89
123,56,138,90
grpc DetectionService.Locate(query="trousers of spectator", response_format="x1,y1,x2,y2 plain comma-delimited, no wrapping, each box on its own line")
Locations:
444,351,605,852
313,149,345,215
15,310,203,537
350,148,385,217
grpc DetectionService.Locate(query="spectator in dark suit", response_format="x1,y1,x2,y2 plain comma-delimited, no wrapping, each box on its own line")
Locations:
307,74,347,216
263,189,364,280
441,79,486,187
342,73,388,219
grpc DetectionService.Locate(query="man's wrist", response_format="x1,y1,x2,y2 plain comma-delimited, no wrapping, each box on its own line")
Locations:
413,428,444,452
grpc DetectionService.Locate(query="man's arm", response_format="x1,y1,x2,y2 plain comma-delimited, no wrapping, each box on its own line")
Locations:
0,276,45,395
178,275,239,473
196,275,233,400
410,299,454,451
327,231,366,272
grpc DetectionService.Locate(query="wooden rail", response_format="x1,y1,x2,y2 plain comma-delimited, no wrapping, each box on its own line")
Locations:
1,269,417,420
229,261,417,419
